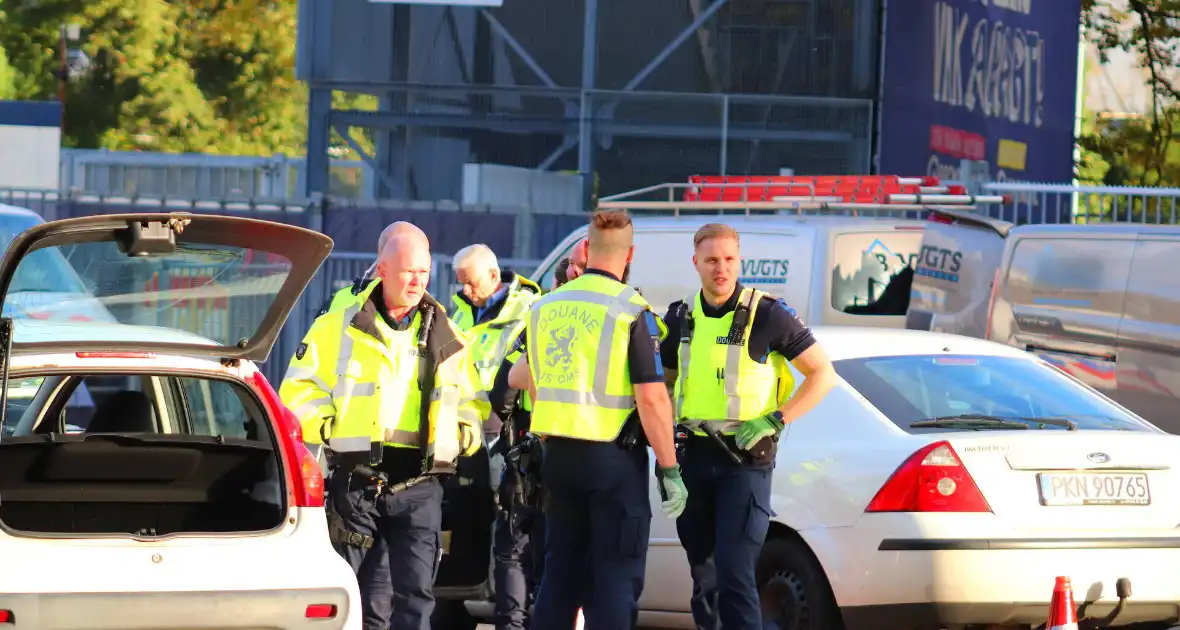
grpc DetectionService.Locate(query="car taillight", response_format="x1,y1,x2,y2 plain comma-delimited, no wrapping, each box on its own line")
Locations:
249,371,325,508
305,604,338,619
865,441,992,513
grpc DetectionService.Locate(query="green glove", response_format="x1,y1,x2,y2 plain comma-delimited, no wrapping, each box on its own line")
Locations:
657,465,688,519
735,411,785,452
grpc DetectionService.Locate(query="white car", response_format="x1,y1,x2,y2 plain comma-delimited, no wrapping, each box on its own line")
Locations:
630,326,1180,630
0,213,361,629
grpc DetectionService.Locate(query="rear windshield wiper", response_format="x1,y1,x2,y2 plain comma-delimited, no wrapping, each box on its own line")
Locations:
909,414,1032,431
910,414,1079,431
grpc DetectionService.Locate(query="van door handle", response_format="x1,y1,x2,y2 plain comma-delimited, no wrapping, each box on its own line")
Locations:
1024,344,1116,363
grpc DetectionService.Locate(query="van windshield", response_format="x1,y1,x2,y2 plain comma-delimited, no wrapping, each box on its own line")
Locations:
830,231,922,315
832,354,1152,433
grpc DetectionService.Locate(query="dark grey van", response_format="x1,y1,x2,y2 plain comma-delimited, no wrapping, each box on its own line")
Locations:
907,211,1180,433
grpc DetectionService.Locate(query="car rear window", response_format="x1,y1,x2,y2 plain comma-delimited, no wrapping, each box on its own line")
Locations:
830,231,922,316
3,373,266,440
832,354,1153,433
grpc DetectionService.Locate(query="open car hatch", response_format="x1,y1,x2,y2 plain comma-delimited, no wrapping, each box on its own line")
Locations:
0,213,333,362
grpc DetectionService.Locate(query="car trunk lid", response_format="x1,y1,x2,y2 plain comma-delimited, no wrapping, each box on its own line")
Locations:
948,431,1180,532
0,213,333,362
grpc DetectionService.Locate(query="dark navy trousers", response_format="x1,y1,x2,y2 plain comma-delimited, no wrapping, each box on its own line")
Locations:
493,468,546,630
328,470,443,630
531,437,651,630
675,438,774,630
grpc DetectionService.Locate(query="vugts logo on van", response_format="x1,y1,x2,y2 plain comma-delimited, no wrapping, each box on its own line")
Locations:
739,258,789,285
914,245,963,283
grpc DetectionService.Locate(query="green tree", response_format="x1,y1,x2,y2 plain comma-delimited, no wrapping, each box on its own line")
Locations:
1080,0,1180,187
0,0,306,154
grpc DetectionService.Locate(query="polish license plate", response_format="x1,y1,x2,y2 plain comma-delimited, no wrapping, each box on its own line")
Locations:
1037,472,1151,506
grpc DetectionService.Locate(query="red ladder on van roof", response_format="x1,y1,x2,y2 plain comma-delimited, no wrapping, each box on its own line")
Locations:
597,175,1010,217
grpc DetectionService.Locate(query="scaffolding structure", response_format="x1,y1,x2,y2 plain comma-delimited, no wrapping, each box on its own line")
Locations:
295,0,880,206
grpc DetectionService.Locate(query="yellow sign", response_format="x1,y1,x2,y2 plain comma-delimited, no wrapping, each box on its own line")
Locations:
997,139,1027,171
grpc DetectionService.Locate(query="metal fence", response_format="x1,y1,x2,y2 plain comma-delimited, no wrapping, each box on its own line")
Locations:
0,188,584,260
980,181,1180,225
60,149,374,200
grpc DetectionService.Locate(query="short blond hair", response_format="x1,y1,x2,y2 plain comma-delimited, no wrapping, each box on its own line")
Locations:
694,223,739,248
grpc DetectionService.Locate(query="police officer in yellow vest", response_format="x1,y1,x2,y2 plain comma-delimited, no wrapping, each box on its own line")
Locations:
486,257,574,630
307,221,428,629
660,223,836,630
450,243,542,393
279,226,488,630
508,209,688,629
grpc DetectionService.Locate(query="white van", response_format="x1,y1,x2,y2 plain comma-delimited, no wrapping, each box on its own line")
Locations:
529,214,926,327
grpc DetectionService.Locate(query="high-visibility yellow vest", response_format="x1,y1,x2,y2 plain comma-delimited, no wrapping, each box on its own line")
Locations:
526,273,666,442
673,288,794,436
451,274,542,391
326,279,375,313
279,280,489,472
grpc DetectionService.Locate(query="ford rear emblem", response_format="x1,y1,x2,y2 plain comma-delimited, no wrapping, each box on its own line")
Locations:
1087,452,1111,464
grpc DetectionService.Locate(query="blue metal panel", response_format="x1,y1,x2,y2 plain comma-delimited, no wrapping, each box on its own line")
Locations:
321,206,516,256
532,213,586,259
0,101,62,128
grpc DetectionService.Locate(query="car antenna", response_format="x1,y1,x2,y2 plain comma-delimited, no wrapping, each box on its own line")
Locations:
0,316,13,441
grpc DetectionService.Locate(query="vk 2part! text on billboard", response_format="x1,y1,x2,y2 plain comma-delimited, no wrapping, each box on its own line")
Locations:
878,0,1081,189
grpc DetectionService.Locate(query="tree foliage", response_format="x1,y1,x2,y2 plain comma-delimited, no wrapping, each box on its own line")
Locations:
0,0,307,154
1080,0,1180,186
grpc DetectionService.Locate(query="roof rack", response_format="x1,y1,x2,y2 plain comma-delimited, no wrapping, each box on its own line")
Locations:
597,175,1012,217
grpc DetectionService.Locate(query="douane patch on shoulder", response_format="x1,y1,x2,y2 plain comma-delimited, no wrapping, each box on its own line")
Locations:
295,343,308,360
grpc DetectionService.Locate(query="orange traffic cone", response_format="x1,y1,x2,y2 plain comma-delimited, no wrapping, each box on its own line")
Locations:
1046,576,1079,630
573,608,585,630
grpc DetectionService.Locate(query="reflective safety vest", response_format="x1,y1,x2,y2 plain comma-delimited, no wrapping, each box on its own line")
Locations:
451,274,542,391
672,287,795,436
322,279,375,315
279,280,490,473
526,273,666,442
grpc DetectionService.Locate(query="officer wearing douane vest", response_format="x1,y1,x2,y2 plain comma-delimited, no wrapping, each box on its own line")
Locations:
279,227,489,630
660,223,836,630
486,257,573,630
507,209,689,629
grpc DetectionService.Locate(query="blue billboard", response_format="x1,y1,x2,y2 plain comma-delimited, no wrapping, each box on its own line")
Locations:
877,0,1082,186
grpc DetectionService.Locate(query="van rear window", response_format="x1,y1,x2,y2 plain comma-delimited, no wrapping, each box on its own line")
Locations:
830,232,922,315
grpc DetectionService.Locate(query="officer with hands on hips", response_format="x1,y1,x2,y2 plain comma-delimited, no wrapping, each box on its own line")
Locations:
661,223,836,630
507,209,688,630
279,225,488,630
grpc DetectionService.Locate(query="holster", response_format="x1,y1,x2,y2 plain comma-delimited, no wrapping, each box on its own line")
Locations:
615,411,648,451
324,493,374,550
507,434,544,509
